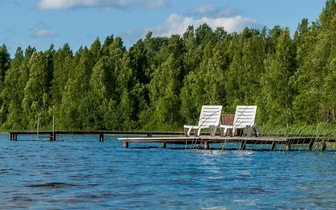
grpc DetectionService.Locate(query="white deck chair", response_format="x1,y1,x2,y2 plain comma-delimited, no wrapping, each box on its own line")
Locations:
184,105,222,137
220,105,259,137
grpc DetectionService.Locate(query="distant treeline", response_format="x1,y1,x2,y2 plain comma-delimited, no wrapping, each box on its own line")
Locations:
0,0,335,131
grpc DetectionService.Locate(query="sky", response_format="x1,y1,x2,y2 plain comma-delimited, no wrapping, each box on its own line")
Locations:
0,0,327,57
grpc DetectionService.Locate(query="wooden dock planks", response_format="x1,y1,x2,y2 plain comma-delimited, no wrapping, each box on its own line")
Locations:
118,136,335,151
8,130,335,151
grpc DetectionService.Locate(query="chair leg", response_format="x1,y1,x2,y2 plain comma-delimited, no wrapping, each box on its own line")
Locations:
246,126,252,137
220,128,224,137
184,128,191,137
256,126,260,136
194,128,200,137
210,126,217,137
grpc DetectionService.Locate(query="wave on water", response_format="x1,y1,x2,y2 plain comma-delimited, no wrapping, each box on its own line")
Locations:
26,182,77,188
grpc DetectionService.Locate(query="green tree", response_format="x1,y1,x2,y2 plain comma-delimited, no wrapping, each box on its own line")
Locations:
51,44,73,125
21,50,52,129
0,47,24,128
0,44,10,83
60,47,94,129
262,28,296,126
87,56,111,129
129,39,150,127
90,37,102,64
146,35,185,129
225,28,265,112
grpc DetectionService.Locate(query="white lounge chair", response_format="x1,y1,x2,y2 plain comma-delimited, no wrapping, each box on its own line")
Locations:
184,105,222,137
220,105,259,137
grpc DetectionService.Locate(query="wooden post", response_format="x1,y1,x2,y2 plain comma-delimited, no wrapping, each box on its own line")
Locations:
52,115,55,141
309,140,314,151
99,133,104,142
321,142,326,151
37,115,40,140
50,133,55,141
271,142,276,151
240,141,246,150
204,141,209,150
286,143,291,151
124,141,129,148
162,142,166,148
9,133,12,140
237,129,243,136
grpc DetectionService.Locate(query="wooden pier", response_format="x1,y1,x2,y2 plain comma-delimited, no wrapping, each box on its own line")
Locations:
8,130,336,151
118,136,336,151
8,130,184,142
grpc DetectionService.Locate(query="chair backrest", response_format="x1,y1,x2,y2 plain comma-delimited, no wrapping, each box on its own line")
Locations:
197,105,223,128
233,106,257,128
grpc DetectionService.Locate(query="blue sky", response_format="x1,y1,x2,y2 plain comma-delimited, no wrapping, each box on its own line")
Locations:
0,0,327,57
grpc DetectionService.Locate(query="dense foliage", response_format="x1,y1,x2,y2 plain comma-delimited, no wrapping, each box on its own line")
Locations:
1,0,336,131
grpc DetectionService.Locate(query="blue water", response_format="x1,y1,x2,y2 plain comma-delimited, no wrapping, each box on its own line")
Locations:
0,134,335,209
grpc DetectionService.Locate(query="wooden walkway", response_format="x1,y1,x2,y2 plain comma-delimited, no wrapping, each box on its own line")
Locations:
8,130,183,142
118,136,336,151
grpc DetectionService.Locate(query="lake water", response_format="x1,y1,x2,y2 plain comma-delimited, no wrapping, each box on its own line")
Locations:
0,134,335,209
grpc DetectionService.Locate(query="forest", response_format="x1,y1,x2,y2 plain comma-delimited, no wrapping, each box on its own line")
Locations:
0,0,336,132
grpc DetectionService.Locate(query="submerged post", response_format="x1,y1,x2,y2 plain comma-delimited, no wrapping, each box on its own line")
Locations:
124,141,129,148
204,141,209,150
9,133,17,141
240,141,246,150
162,142,166,148
286,143,291,151
37,115,40,141
271,142,277,151
321,142,327,151
99,133,104,142
50,115,56,141
309,140,314,151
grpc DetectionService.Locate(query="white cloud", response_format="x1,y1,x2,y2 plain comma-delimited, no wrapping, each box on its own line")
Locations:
190,3,214,16
34,29,59,38
188,4,240,18
36,0,166,10
120,28,133,37
215,8,240,18
144,13,262,37
145,0,165,10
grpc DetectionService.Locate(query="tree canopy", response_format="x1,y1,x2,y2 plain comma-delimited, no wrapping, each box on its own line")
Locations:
1,0,336,131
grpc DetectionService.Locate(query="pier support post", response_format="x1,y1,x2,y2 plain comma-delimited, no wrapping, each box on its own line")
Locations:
321,142,326,151
124,141,129,148
309,140,314,151
286,143,291,151
10,133,17,141
162,142,166,148
50,133,56,141
99,133,104,142
240,141,246,150
271,142,276,151
204,141,209,150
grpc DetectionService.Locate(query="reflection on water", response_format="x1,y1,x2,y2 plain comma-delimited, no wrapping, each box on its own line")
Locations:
0,134,335,209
